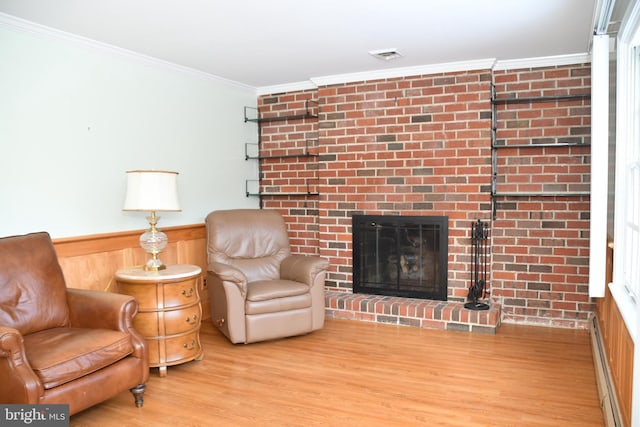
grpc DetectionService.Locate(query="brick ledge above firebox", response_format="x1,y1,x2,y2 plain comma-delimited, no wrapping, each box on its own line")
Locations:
324,291,501,334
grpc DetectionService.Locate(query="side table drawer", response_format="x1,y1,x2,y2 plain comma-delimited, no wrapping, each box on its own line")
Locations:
164,304,201,335
165,330,201,364
116,277,200,310
162,278,200,308
146,330,202,367
133,305,201,337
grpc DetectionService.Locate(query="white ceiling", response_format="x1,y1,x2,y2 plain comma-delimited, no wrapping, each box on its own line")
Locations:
0,0,597,89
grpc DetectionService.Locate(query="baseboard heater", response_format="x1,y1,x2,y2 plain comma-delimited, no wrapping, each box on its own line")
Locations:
590,314,624,427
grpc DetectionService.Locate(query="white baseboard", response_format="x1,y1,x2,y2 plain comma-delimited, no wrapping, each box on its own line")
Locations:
590,314,625,427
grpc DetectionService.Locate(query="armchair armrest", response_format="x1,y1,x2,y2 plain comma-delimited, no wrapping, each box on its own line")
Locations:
67,288,138,331
66,288,148,360
207,262,248,297
280,255,329,287
0,326,43,403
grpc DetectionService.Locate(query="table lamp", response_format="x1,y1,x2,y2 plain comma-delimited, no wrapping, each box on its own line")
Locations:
123,170,181,271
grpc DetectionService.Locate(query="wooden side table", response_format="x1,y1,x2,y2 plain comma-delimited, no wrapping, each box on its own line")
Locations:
115,264,203,377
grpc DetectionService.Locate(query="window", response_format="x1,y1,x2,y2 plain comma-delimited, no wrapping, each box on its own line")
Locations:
624,48,640,303
612,2,640,341
624,154,639,302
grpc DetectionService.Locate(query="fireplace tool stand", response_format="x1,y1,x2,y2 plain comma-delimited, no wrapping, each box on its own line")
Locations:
465,219,490,311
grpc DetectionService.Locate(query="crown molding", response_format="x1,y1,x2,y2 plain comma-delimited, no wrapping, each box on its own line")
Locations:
0,12,255,91
492,53,591,70
255,53,592,95
255,58,498,96
309,58,497,87
256,81,318,96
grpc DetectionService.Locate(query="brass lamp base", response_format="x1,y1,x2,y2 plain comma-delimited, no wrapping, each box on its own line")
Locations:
144,258,167,271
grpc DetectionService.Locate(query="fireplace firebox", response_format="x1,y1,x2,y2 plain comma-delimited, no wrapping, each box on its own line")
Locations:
352,215,448,301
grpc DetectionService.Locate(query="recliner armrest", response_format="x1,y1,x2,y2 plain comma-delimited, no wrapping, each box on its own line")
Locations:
280,255,329,287
0,326,44,403
207,262,248,297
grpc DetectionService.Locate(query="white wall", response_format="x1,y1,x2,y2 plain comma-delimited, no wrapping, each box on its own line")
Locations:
0,19,258,239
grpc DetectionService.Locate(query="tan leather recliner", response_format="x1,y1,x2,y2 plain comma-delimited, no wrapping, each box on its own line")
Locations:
0,232,149,415
206,209,329,344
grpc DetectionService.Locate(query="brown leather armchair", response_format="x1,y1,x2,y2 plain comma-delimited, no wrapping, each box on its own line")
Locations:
0,232,149,415
206,209,329,344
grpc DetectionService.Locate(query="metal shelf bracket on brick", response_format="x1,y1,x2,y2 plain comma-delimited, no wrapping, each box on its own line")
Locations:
489,83,592,220
243,100,320,207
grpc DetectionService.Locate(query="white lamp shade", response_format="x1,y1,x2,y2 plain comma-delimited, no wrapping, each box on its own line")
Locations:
123,170,181,212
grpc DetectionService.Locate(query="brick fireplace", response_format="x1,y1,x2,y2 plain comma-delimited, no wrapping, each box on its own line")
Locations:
256,62,594,331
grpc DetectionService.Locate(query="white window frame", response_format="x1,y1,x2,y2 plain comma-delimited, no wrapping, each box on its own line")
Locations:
612,0,640,341
612,2,640,426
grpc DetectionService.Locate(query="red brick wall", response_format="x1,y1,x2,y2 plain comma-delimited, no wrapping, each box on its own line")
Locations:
256,62,594,328
257,91,320,255
492,64,593,327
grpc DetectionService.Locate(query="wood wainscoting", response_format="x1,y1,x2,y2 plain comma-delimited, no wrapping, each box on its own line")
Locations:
593,243,634,427
596,288,634,427
53,224,210,320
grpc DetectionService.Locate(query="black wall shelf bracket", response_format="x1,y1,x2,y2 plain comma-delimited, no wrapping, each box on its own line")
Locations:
244,139,319,160
245,180,319,197
244,100,319,123
490,83,592,220
244,100,320,206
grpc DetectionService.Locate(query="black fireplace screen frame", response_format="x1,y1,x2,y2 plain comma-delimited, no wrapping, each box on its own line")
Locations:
352,215,448,301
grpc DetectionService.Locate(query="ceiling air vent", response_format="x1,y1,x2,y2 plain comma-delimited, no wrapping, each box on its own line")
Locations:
369,48,403,61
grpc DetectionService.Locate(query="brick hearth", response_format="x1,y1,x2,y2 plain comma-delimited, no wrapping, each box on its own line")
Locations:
325,291,501,334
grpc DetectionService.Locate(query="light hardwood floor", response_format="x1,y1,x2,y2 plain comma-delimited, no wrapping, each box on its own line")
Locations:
71,319,604,427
